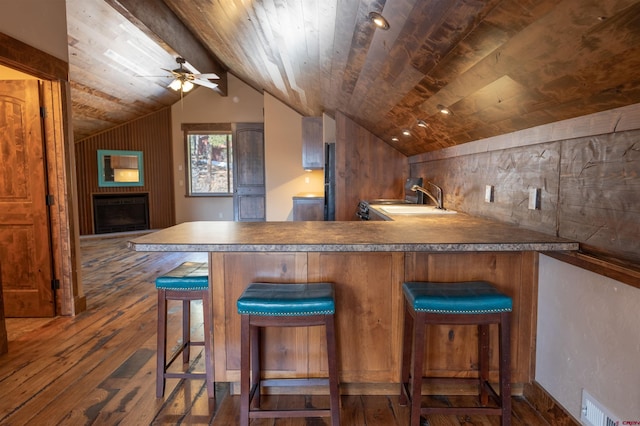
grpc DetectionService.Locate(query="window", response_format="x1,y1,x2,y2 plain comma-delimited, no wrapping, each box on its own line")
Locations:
183,124,233,196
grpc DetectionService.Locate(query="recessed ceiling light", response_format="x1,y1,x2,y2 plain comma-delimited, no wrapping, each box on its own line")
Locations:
402,129,411,136
391,137,399,142
368,12,390,30
417,119,428,128
437,104,451,115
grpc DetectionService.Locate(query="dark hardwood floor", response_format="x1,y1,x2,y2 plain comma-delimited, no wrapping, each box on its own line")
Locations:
1,234,550,425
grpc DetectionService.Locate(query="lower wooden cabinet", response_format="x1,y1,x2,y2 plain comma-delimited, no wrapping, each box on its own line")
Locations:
293,194,324,221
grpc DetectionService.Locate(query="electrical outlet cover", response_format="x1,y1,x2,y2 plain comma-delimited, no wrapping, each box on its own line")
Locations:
528,188,540,210
485,185,494,203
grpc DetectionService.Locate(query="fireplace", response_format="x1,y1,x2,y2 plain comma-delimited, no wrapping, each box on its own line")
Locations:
93,193,150,234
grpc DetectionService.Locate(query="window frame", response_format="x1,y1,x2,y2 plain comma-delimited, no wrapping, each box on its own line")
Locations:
182,123,233,197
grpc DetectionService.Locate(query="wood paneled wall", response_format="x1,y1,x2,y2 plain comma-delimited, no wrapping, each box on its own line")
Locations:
74,108,175,235
410,129,640,265
335,112,409,220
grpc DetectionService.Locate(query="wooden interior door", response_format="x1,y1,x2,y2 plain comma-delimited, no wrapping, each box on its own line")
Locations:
0,80,55,317
233,123,265,222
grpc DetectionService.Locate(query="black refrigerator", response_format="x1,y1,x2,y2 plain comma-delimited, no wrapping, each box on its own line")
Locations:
323,143,336,221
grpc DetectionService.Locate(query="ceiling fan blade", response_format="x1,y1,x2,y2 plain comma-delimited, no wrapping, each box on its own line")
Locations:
192,73,219,80
161,68,183,78
191,79,219,90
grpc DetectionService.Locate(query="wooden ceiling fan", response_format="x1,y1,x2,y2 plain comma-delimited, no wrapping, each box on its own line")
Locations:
164,57,219,93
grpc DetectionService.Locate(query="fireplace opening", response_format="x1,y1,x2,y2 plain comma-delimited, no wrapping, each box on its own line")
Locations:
93,193,149,234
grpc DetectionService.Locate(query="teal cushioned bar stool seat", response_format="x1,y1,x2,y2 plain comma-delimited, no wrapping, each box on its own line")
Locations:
399,281,513,426
155,261,214,399
237,282,340,426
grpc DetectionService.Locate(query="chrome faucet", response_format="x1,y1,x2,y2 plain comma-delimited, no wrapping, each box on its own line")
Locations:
411,183,444,209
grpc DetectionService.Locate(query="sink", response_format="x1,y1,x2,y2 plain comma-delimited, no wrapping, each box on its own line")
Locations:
365,199,412,205
378,205,457,215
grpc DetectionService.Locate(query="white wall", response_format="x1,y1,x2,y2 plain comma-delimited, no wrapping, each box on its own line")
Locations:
537,254,640,420
171,74,264,223
0,0,68,62
263,92,324,221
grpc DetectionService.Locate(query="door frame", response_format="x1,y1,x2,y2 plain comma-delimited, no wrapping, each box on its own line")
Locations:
0,32,85,316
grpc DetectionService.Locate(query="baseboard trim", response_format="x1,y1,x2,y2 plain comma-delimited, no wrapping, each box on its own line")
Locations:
229,382,525,396
523,381,580,426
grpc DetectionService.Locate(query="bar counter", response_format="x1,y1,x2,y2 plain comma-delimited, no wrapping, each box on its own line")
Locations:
128,216,577,253
128,216,577,394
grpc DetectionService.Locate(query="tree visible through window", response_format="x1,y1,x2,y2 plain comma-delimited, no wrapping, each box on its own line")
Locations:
185,128,233,195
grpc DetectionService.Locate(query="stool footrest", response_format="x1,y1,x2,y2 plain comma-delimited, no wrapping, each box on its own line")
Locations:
401,378,503,404
260,378,330,387
164,340,206,371
164,372,207,379
250,408,332,419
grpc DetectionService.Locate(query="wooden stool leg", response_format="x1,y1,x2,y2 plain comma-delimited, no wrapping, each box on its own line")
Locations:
250,322,261,408
478,323,490,406
500,312,512,426
410,311,426,426
202,291,215,398
399,301,413,406
156,290,168,398
240,315,251,426
325,314,341,426
183,299,190,364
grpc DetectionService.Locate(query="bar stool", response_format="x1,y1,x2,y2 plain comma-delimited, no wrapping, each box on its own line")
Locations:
399,281,512,426
236,282,340,426
156,261,214,398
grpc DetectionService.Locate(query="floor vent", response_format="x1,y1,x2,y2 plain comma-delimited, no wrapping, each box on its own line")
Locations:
581,389,620,426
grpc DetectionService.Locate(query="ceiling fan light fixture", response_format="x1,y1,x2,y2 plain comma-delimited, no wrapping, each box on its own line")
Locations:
169,77,195,93
368,11,390,30
182,80,194,92
168,79,182,91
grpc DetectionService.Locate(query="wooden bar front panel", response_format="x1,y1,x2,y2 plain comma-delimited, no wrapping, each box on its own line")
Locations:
211,250,537,388
212,252,308,383
308,252,404,383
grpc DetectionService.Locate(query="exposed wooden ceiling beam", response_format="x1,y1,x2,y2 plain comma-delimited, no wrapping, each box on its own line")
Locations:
106,0,228,96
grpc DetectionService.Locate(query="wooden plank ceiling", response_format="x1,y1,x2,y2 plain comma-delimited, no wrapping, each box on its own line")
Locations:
66,0,640,155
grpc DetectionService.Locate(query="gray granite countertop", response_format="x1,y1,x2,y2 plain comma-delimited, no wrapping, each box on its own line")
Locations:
128,214,578,253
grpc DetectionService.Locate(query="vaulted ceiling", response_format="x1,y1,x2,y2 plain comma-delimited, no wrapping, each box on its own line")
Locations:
66,0,640,156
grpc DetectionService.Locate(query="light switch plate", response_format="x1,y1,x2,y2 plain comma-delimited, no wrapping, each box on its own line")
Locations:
528,188,540,210
485,185,494,203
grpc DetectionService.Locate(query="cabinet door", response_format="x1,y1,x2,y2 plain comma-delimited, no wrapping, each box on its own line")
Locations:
293,197,324,221
302,117,323,169
233,123,265,221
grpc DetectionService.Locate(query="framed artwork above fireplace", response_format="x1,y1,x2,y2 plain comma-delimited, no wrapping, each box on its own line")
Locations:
97,149,144,187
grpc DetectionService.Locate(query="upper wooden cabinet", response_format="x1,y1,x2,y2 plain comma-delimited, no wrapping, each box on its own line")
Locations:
302,117,323,170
